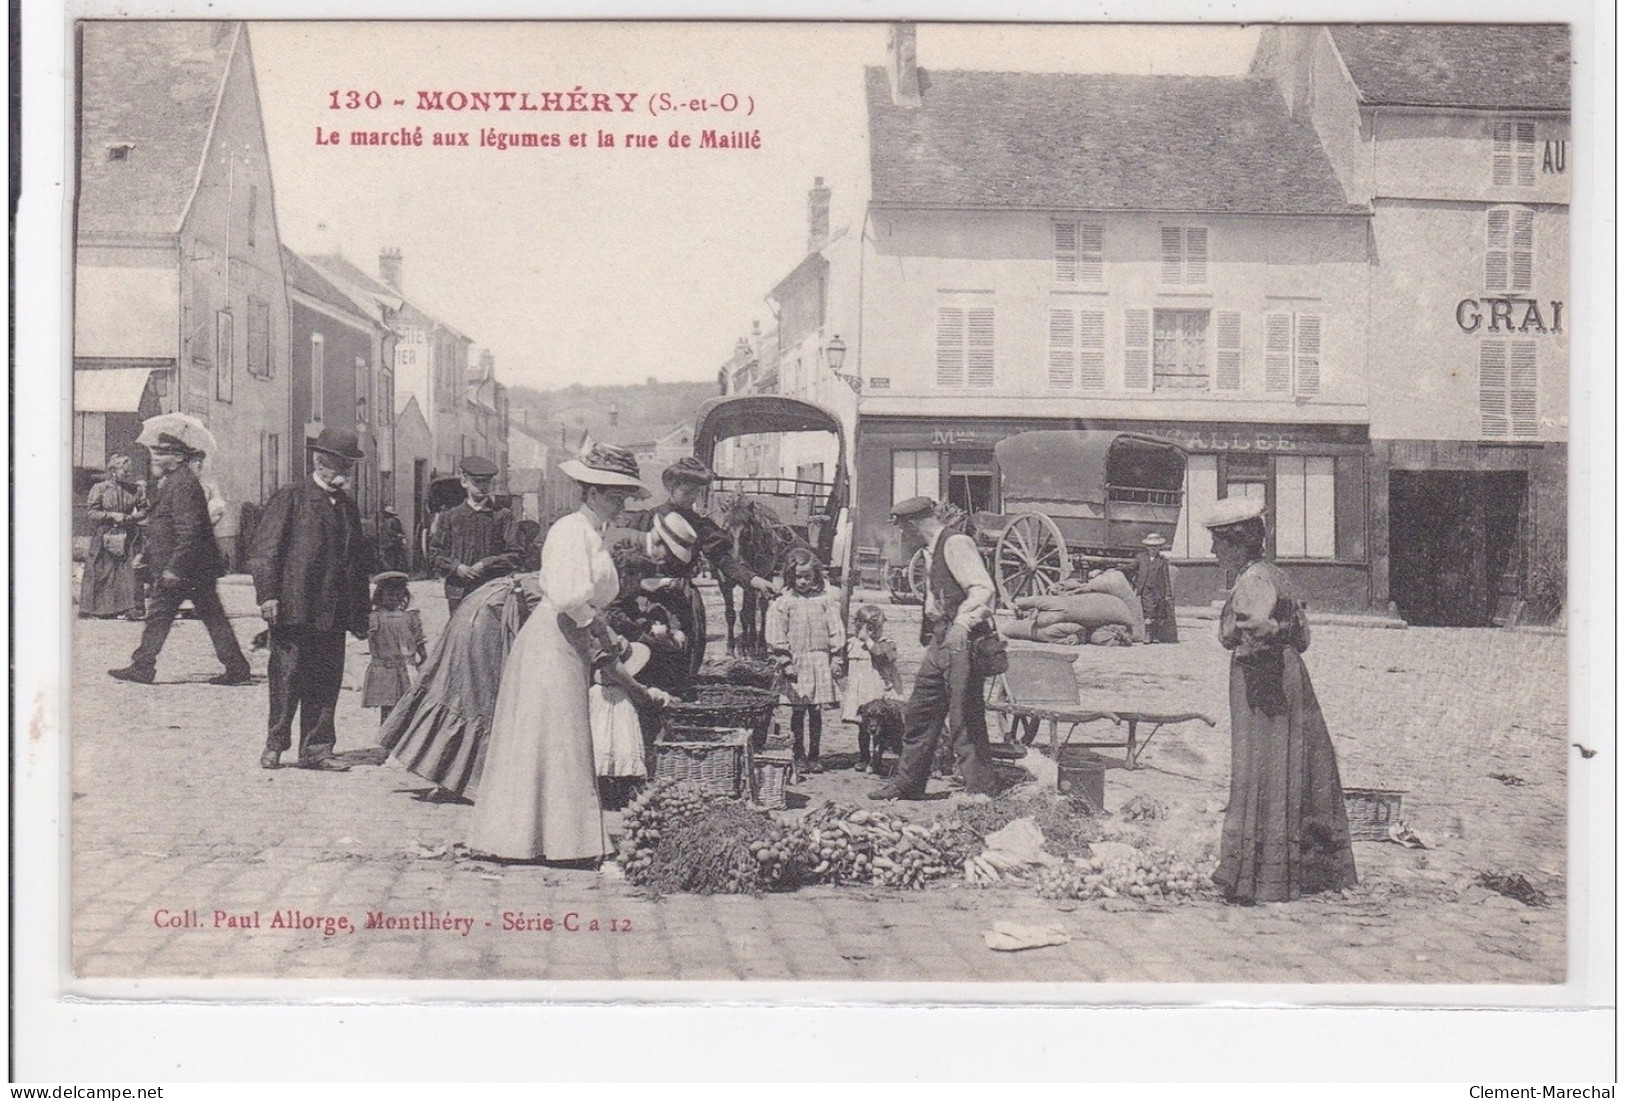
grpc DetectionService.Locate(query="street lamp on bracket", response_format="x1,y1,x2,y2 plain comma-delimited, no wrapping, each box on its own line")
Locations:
825,334,860,393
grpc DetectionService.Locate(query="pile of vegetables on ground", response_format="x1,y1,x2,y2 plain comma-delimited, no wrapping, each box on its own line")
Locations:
616,778,1216,902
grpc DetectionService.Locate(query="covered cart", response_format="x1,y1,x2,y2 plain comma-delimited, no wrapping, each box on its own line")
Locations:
893,431,1188,606
986,431,1187,605
692,395,851,573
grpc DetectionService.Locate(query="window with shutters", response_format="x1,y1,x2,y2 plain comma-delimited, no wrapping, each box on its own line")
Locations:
1123,309,1151,391
1479,339,1538,438
1047,308,1106,390
1485,206,1535,293
1053,221,1103,284
935,306,995,388
1152,309,1209,390
215,310,233,402
1263,311,1323,398
246,297,271,378
1215,310,1242,391
311,333,325,420
1159,226,1208,286
1491,119,1537,187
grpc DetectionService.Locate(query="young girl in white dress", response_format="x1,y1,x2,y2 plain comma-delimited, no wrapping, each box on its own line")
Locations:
589,641,672,806
840,604,901,724
766,548,845,773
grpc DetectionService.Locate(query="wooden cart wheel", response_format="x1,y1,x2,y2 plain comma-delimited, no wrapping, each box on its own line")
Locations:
905,546,929,601
994,512,1071,606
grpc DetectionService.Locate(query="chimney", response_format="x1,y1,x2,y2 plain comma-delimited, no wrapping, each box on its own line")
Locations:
807,177,831,254
609,401,619,429
379,247,403,292
887,23,920,108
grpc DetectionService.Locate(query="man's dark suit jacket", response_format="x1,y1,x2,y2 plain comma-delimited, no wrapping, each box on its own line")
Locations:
143,463,226,584
248,476,371,635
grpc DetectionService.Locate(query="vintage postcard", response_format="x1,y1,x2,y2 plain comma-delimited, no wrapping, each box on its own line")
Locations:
14,3,1615,1074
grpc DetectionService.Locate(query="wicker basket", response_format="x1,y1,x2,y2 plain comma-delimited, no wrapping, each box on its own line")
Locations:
750,752,794,810
668,685,780,741
1343,787,1405,842
696,658,781,690
652,729,750,798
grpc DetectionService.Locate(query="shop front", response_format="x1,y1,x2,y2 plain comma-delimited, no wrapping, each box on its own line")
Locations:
1372,440,1565,627
854,415,1376,612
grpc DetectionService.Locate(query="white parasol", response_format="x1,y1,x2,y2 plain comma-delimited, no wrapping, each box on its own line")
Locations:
137,412,219,457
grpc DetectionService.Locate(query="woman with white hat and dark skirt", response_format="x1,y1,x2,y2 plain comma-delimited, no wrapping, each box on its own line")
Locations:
468,444,649,863
1202,496,1357,903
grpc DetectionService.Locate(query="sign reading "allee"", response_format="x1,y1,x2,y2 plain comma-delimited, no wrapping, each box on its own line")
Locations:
1456,297,1564,335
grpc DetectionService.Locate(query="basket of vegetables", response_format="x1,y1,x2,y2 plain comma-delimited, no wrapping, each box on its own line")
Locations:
696,656,781,690
667,684,780,742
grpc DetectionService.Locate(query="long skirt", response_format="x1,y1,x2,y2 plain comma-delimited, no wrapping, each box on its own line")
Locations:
381,576,534,798
79,535,141,617
467,603,608,862
1212,649,1359,903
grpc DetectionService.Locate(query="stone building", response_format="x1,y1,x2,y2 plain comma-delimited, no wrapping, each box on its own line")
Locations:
73,21,291,563
1256,24,1570,624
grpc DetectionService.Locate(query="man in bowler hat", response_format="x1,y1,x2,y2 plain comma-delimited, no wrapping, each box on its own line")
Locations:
109,435,251,686
248,426,373,770
428,454,522,615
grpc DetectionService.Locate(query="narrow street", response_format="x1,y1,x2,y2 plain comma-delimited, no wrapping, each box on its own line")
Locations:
68,575,1571,985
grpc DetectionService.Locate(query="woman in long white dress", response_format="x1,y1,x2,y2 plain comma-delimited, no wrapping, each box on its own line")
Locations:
467,445,649,863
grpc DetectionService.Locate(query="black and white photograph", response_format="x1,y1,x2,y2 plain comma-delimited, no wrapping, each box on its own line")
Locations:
13,3,1615,1084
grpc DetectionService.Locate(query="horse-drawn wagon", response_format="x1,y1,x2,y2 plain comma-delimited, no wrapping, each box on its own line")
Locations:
897,430,1188,606
692,394,853,652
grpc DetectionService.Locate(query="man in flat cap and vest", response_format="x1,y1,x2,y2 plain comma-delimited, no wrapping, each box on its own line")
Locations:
871,496,1000,800
635,456,778,675
248,426,373,771
429,455,523,617
109,434,252,687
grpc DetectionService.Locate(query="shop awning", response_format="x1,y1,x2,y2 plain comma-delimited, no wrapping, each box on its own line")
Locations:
74,367,157,413
74,264,179,358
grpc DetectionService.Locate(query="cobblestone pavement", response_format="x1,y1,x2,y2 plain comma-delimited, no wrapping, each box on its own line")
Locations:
67,575,1574,985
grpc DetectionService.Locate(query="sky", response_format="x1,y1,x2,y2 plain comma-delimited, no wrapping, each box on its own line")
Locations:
249,22,1260,392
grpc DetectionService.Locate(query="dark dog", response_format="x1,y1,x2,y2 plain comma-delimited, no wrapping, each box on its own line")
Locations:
856,697,905,774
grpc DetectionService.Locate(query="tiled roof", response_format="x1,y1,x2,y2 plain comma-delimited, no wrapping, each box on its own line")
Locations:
307,253,473,343
1329,25,1570,110
866,68,1359,215
283,247,374,325
78,21,239,235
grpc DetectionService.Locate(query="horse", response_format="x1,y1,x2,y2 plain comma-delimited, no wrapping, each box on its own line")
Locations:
711,494,807,656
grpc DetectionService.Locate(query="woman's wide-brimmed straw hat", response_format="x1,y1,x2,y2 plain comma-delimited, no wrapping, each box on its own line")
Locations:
1200,496,1267,530
560,444,650,496
663,455,715,485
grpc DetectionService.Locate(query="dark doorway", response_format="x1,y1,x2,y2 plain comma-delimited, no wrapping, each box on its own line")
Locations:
1388,470,1527,626
948,450,995,517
